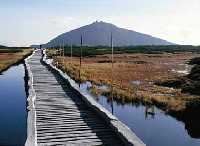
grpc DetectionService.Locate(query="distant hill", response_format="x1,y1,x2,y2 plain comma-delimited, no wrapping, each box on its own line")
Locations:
0,45,6,48
30,45,41,48
45,21,174,47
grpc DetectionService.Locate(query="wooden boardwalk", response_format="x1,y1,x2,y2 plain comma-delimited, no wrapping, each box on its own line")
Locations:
27,50,125,146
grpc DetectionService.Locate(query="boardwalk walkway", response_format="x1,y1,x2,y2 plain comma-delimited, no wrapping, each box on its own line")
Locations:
27,50,125,146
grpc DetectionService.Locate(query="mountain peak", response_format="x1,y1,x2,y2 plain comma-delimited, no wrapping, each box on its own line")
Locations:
92,21,108,24
47,21,174,47
92,21,116,27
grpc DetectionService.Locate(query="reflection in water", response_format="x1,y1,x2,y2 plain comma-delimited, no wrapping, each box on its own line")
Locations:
145,105,155,119
80,81,92,91
80,81,200,146
80,82,114,114
170,103,200,139
0,64,27,146
98,95,200,146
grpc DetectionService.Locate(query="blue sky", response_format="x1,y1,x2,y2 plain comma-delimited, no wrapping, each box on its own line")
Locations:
0,0,200,46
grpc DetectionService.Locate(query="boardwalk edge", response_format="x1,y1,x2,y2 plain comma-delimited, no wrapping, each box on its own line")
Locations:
25,50,37,146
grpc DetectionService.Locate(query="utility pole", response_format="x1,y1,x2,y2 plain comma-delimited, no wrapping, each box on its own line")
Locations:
56,40,59,67
52,42,54,51
79,35,83,87
71,43,73,64
111,32,114,115
60,42,62,57
63,41,65,65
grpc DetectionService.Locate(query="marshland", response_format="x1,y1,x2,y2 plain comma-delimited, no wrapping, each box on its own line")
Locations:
47,45,200,113
45,45,200,146
1,0,200,146
1,45,200,146
0,47,32,73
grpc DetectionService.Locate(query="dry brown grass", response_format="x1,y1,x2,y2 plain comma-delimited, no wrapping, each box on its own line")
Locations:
0,49,32,72
51,52,200,112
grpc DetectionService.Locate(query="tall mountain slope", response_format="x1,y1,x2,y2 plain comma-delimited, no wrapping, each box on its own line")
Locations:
46,21,174,47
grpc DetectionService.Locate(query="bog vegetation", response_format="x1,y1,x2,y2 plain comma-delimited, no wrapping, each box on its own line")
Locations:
47,45,200,57
46,45,200,113
0,47,32,73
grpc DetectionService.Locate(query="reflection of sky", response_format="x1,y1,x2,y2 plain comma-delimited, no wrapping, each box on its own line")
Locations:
0,0,200,46
0,64,27,146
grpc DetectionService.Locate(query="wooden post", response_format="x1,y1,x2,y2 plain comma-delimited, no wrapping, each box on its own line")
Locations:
63,41,65,65
56,41,58,66
71,43,73,64
59,42,61,56
79,35,83,87
111,32,114,115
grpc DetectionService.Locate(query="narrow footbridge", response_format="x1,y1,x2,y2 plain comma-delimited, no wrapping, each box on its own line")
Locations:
25,50,145,146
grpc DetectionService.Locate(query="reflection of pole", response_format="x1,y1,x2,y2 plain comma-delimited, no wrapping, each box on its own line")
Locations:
79,35,83,87
145,105,148,119
111,33,114,115
145,104,155,119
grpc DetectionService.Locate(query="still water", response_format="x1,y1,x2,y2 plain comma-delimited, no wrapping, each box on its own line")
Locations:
0,64,27,146
81,82,200,146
